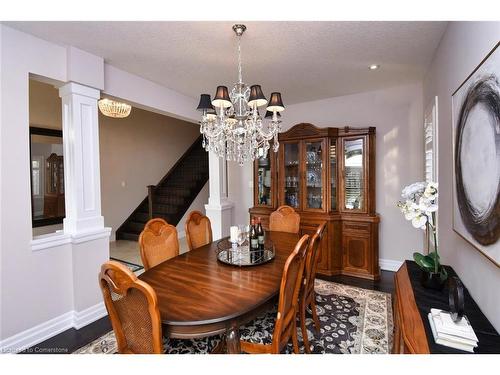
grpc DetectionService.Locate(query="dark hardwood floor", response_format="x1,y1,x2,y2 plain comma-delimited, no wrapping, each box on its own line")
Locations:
318,269,395,295
22,269,394,354
20,316,112,354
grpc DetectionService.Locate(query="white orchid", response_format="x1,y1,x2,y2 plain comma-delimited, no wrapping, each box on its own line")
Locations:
401,181,426,200
397,181,442,275
424,182,438,201
411,214,427,230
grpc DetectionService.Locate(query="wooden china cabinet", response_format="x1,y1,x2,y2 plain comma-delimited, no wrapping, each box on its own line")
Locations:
43,153,65,218
250,123,380,280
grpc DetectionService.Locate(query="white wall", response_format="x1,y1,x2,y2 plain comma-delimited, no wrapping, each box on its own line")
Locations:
0,25,77,343
0,25,206,351
103,64,199,124
228,83,424,265
423,21,500,331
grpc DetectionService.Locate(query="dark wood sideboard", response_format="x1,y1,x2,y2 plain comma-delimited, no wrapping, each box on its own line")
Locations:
393,261,500,354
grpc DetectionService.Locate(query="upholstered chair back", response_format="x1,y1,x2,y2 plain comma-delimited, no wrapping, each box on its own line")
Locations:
139,218,179,270
185,211,213,251
99,260,163,354
269,205,300,234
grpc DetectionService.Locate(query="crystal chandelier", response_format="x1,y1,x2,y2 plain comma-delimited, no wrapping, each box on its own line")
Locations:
98,98,132,118
196,24,285,165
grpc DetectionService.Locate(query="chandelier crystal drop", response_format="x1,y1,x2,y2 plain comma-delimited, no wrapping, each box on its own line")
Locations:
197,24,285,166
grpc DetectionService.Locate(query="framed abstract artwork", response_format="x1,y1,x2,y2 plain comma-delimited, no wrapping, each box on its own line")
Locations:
452,41,500,267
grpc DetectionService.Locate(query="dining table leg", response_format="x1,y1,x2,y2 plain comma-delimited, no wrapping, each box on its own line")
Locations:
226,320,241,354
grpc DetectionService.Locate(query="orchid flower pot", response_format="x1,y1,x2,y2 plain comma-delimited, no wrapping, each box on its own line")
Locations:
420,268,447,291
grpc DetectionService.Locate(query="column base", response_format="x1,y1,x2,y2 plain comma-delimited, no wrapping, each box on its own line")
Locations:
63,215,105,235
205,200,234,240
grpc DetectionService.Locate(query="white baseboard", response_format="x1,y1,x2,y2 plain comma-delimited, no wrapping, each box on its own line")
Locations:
379,258,404,272
73,302,107,330
0,302,107,354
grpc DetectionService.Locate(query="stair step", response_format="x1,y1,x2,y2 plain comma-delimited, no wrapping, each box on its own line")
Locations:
155,187,192,197
134,211,176,223
132,212,178,224
165,176,206,186
124,221,147,234
117,232,139,241
153,195,185,205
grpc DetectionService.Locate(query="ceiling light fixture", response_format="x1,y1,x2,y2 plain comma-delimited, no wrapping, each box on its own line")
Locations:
98,98,132,118
196,24,284,166
369,64,380,70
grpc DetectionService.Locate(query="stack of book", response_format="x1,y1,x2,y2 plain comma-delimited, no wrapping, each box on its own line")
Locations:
428,308,478,352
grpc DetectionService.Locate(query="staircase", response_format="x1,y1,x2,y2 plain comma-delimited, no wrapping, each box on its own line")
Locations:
116,135,209,241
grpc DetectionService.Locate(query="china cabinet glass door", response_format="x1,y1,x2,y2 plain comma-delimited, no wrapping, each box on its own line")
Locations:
342,137,365,211
330,139,337,211
283,142,300,209
304,140,325,211
255,147,273,206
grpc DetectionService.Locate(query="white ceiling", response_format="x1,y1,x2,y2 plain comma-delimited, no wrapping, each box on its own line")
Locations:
5,21,447,104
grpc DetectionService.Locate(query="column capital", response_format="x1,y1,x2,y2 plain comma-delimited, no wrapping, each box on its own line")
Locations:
59,81,100,100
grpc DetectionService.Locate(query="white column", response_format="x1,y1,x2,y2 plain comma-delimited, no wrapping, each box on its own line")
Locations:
59,82,104,235
205,152,233,240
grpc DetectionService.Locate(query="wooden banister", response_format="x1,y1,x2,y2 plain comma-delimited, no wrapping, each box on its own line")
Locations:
147,185,155,220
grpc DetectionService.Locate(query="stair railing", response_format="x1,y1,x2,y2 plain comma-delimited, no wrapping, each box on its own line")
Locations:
147,185,155,220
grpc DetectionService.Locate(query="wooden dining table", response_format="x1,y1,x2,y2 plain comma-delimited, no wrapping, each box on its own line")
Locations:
139,231,300,353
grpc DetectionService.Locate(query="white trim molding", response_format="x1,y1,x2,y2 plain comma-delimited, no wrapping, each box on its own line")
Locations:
0,302,107,354
31,232,72,252
71,227,111,244
0,311,74,353
31,227,111,252
379,258,404,272
73,302,107,330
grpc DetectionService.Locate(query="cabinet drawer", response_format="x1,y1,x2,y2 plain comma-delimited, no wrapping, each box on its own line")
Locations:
342,221,370,233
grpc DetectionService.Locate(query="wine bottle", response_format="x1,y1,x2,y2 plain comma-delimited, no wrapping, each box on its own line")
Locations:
256,217,265,252
249,218,259,263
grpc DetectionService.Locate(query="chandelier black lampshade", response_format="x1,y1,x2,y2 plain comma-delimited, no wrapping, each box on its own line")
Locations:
264,110,281,119
267,92,285,112
196,94,214,111
212,86,232,108
248,85,268,108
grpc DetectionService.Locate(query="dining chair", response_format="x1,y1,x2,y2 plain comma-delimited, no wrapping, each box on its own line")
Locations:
99,260,164,354
298,221,327,353
239,234,310,354
269,205,300,234
185,210,213,251
139,218,179,270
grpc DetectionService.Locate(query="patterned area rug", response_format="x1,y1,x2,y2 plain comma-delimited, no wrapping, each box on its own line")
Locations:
74,279,392,354
109,257,144,273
